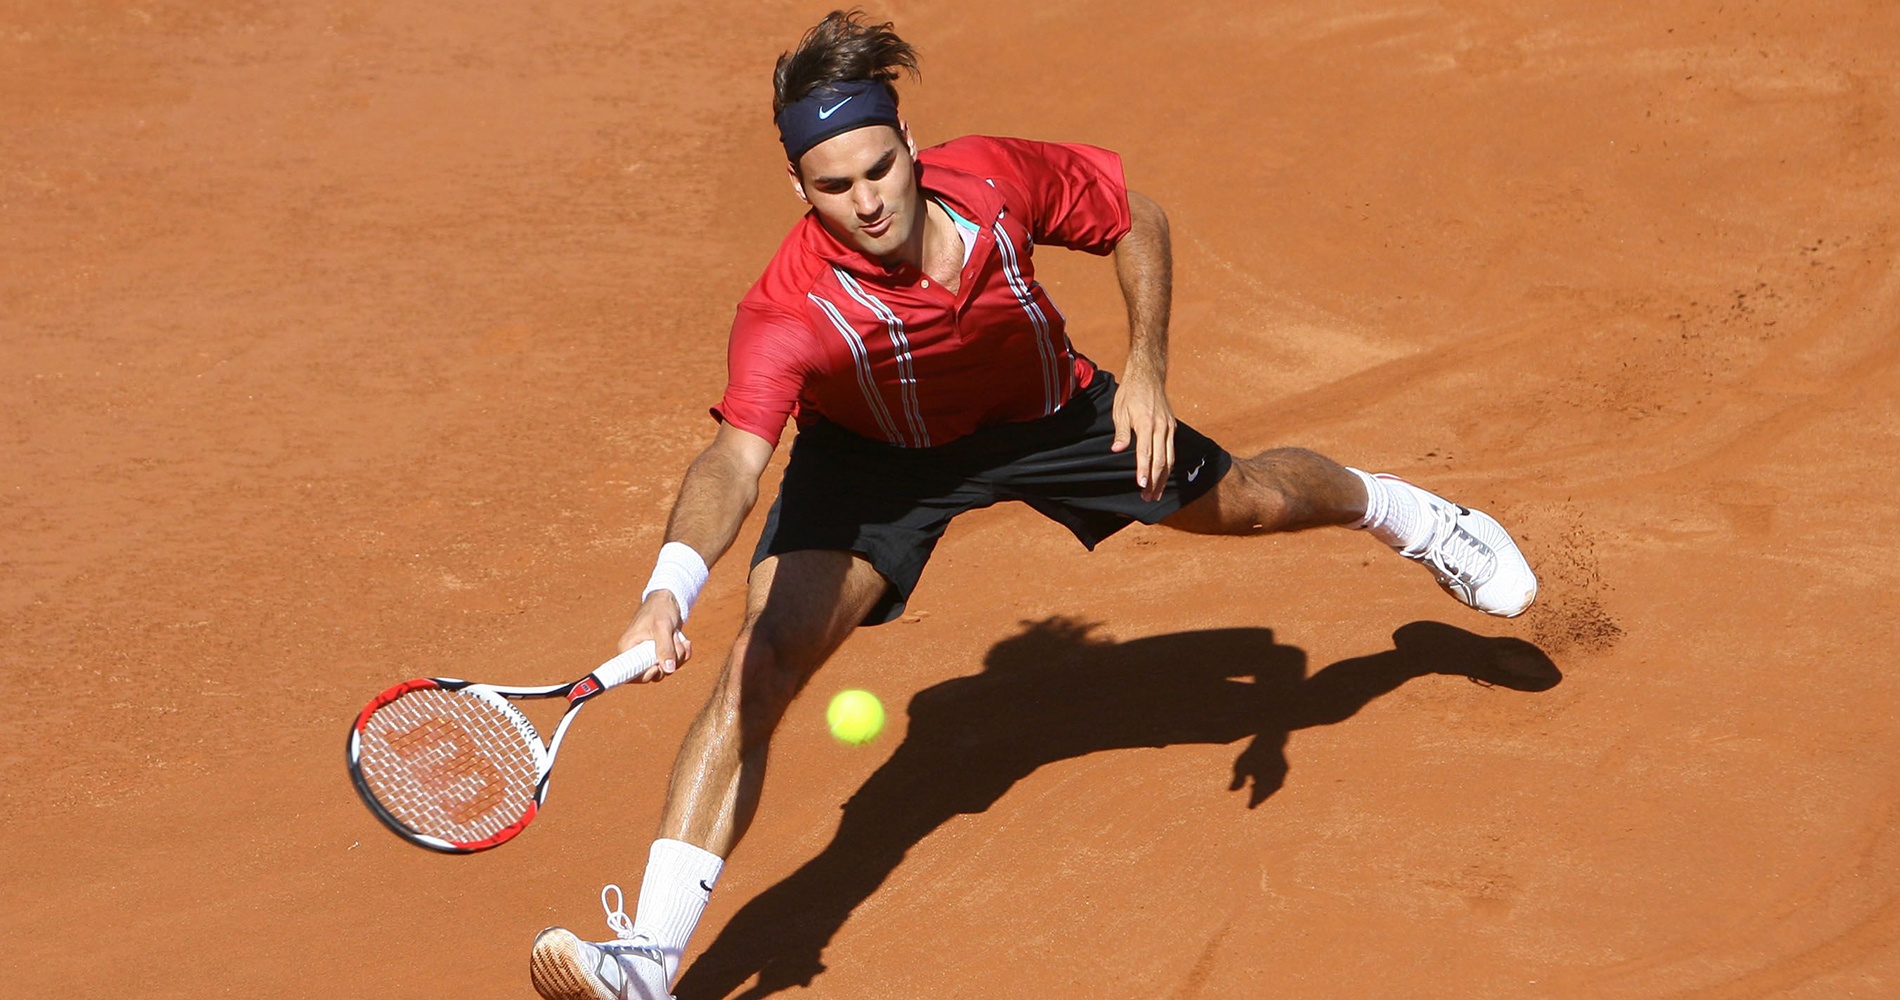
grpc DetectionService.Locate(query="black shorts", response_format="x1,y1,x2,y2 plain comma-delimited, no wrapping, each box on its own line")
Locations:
752,372,1234,626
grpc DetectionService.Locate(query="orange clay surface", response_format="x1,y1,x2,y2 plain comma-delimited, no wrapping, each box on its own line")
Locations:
6,2,1900,997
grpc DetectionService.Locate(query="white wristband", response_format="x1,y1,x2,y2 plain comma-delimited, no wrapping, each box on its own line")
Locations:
642,542,710,622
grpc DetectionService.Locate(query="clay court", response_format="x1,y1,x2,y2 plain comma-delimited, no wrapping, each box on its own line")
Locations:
6,1,1899,996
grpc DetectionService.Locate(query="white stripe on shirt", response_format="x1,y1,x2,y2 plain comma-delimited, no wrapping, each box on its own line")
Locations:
833,267,931,448
992,219,1062,415
807,291,906,445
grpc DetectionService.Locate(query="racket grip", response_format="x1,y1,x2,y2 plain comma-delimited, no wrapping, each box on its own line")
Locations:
592,640,658,690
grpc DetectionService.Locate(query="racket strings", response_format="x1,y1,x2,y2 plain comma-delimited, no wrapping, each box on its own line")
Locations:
356,688,542,844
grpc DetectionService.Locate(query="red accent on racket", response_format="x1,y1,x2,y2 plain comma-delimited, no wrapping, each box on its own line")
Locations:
345,641,656,853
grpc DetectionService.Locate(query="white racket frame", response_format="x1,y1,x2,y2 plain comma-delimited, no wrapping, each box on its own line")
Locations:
346,640,657,853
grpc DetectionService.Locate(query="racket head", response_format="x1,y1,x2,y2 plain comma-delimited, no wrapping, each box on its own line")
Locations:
347,678,552,853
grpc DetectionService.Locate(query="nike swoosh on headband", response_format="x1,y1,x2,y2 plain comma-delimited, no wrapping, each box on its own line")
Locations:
817,96,855,119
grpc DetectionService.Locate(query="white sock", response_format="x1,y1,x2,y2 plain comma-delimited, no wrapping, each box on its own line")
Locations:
632,838,725,985
1347,468,1432,553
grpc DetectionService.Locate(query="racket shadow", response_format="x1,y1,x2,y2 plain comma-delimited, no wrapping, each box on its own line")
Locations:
676,617,1560,1000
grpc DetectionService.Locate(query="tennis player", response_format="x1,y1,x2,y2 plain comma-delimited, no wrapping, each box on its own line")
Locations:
530,11,1537,999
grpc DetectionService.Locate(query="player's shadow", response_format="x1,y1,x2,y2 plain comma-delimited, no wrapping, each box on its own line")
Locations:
676,618,1560,1000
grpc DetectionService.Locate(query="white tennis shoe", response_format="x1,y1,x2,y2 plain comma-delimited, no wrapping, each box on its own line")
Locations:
1379,475,1538,618
531,886,674,1000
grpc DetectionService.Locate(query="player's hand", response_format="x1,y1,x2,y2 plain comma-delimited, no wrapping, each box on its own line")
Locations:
1110,370,1177,503
619,591,692,682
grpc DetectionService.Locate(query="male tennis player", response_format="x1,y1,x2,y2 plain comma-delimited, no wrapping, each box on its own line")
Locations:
529,11,1537,999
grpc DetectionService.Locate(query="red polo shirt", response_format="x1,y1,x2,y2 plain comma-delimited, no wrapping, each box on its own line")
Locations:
713,135,1132,448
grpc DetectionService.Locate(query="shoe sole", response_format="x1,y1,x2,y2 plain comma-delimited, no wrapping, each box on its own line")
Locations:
531,928,614,1000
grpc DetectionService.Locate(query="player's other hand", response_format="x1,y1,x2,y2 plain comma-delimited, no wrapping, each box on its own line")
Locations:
619,591,692,682
1110,371,1177,503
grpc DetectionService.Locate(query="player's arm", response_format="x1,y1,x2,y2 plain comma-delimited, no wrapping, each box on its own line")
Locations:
618,421,775,679
1110,187,1177,503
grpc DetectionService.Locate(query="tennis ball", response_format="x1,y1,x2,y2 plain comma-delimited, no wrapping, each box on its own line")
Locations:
826,689,885,745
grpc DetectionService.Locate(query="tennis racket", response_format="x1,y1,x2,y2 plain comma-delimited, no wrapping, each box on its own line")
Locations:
346,640,658,853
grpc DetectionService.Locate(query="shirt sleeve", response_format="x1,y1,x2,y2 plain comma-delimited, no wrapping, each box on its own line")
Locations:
710,301,814,447
983,136,1132,256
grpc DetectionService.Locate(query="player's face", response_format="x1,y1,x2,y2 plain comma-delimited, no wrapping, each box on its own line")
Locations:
789,124,921,263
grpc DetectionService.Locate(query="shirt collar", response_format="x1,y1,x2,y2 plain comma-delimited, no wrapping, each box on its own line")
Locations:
799,154,1005,277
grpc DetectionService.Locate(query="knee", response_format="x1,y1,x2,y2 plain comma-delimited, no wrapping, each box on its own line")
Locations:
1225,453,1299,530
1237,447,1356,531
710,615,808,747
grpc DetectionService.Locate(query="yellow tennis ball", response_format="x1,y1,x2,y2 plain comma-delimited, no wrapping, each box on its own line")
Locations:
826,689,885,745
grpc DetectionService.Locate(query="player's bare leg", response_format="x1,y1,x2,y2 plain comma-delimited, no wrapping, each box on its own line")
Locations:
658,549,890,855
1163,447,1537,617
1161,447,1365,534
532,550,888,1000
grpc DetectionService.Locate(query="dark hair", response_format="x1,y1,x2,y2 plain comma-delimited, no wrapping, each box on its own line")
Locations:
772,9,919,119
